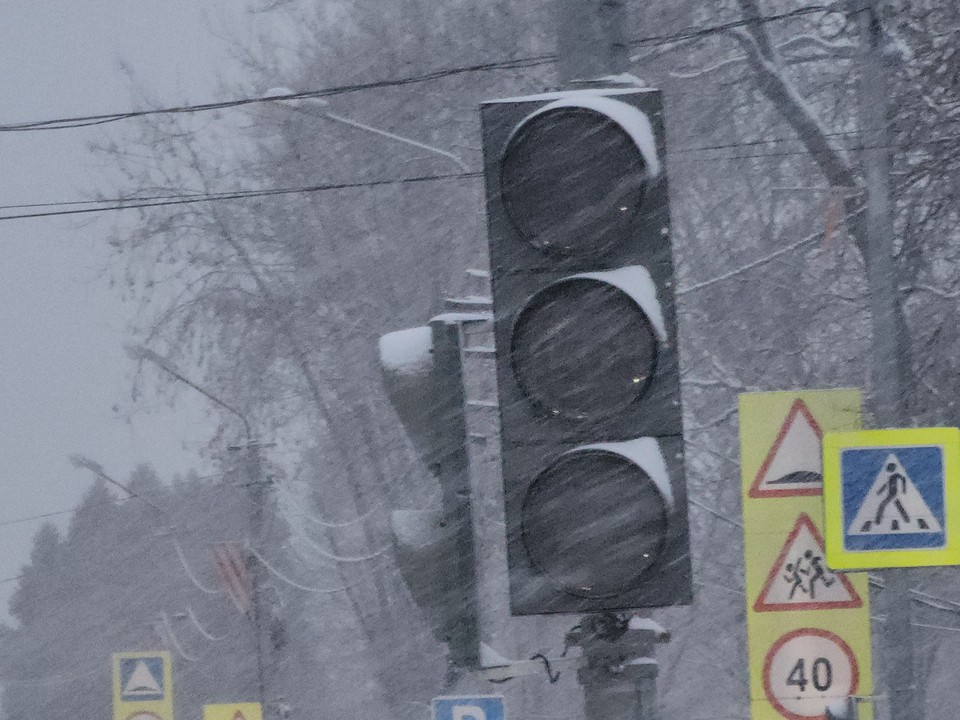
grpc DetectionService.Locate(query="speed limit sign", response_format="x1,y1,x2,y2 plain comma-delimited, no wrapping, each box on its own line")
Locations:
763,629,859,720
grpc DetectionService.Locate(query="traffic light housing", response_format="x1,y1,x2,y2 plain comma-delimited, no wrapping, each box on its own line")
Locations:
481,88,692,614
378,320,478,667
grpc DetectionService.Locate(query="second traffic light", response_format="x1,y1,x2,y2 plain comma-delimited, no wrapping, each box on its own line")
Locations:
481,88,692,614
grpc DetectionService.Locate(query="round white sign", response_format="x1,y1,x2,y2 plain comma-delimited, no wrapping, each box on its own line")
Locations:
763,628,858,720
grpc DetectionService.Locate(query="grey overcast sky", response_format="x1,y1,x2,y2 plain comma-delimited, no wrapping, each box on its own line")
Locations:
0,0,271,621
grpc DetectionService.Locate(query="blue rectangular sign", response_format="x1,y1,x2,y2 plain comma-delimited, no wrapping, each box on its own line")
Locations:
434,696,505,720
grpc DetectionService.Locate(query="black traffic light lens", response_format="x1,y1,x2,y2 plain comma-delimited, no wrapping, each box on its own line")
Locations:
521,449,669,598
500,107,648,254
510,278,657,420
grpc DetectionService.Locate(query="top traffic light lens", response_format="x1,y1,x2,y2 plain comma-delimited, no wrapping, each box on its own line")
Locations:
500,107,648,254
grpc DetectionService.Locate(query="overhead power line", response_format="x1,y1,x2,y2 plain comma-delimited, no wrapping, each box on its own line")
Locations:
4,127,955,224
0,58,555,132
0,508,77,527
0,172,480,223
0,4,838,134
629,4,835,48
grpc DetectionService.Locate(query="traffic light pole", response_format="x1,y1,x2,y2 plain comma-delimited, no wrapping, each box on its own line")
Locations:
855,2,916,719
552,5,668,720
567,615,667,720
239,441,272,718
131,346,275,716
556,0,629,84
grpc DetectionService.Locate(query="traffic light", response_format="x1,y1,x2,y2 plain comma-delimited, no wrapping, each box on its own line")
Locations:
378,320,479,667
481,88,692,615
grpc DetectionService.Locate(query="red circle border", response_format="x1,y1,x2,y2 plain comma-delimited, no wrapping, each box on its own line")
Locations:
762,627,859,720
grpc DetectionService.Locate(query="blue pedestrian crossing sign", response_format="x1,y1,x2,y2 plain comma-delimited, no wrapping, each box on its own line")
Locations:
433,696,504,720
823,427,960,569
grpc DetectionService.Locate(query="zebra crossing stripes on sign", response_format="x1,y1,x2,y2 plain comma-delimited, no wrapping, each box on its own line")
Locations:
823,427,960,570
846,452,941,537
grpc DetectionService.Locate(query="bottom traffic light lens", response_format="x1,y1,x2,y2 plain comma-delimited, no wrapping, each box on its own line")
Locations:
520,448,669,598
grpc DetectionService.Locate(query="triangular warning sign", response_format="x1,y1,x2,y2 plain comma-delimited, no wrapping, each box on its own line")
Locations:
754,513,862,612
232,712,247,720
123,660,163,696
848,453,942,535
750,399,823,498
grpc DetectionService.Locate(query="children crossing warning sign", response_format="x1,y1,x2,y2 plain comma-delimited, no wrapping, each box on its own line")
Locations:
823,427,960,569
754,514,861,612
739,390,872,720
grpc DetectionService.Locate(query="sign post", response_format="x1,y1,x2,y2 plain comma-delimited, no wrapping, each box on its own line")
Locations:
739,390,872,720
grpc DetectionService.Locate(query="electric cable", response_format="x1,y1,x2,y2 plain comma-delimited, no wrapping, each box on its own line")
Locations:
245,542,350,594
0,4,839,134
0,172,480,222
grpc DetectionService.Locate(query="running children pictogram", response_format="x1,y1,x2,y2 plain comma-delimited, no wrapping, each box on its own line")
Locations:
754,514,861,612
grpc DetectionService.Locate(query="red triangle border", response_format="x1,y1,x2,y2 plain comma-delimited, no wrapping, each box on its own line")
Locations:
753,513,862,612
749,398,824,499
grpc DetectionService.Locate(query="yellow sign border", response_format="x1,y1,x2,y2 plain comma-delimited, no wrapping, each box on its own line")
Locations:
823,427,960,569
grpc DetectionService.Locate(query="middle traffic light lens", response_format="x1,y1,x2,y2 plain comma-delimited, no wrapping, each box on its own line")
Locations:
511,277,658,420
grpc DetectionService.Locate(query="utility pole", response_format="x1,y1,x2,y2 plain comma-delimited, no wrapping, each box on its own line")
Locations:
129,346,277,716
566,615,668,720
855,2,916,719
232,440,274,718
556,0,629,84
551,4,668,719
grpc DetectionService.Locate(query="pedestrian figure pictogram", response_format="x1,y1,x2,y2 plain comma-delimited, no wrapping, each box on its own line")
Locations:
847,453,940,535
822,427,960,569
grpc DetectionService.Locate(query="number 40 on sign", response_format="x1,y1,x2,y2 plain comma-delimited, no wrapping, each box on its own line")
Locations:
764,628,858,720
